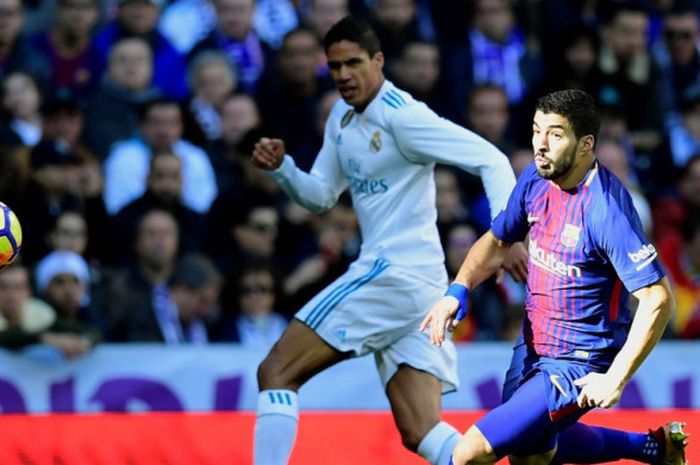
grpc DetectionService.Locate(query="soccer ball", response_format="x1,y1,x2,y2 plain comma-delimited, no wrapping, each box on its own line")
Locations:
0,203,22,268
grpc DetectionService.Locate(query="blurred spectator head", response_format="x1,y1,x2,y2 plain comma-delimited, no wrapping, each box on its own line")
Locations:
0,263,30,322
680,154,700,208
188,51,238,109
315,89,340,136
596,138,632,184
392,41,440,97
147,151,183,205
278,27,322,86
35,250,90,317
56,0,99,37
134,209,179,273
661,6,699,66
372,0,416,32
472,0,515,43
117,0,162,36
445,223,477,276
509,146,533,178
42,94,84,146
305,0,348,39
2,71,42,120
140,99,183,151
233,262,279,318
168,253,222,322
108,37,153,92
214,0,256,41
560,26,601,80
681,93,700,141
465,83,509,144
47,210,88,255
601,4,649,62
0,0,23,48
317,199,358,258
233,200,278,259
30,140,84,195
598,103,630,141
435,167,463,224
220,93,260,147
683,214,700,271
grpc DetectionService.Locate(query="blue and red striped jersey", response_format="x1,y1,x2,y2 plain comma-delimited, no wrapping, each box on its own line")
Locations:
492,161,665,361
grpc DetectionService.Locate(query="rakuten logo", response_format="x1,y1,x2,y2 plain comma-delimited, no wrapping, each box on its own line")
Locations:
628,244,657,270
529,240,582,278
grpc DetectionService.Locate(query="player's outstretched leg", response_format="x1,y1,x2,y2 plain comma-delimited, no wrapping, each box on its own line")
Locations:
551,421,689,465
254,320,348,465
386,366,460,465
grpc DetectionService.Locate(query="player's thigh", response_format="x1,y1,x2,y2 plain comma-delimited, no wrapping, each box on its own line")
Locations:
476,372,557,459
386,365,442,447
257,319,348,390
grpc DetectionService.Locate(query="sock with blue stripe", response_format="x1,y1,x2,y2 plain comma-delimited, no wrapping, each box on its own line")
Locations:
417,421,461,465
254,389,299,465
553,422,656,464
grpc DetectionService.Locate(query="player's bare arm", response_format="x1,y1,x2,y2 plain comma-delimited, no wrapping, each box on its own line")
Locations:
421,230,511,346
575,277,674,409
252,137,286,170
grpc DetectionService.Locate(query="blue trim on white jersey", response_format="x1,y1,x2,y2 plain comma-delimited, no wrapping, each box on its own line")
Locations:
304,259,390,329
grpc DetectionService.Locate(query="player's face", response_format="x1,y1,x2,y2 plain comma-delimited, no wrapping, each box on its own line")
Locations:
326,40,384,111
532,111,580,180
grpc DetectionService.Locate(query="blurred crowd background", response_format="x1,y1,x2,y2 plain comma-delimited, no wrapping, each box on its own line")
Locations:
1,0,700,360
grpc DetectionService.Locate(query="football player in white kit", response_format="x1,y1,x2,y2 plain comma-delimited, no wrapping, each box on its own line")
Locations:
251,15,521,465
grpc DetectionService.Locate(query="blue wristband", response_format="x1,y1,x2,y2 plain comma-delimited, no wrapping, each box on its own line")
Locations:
445,283,469,321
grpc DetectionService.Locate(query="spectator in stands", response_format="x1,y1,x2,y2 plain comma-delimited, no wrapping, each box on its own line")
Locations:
653,3,700,125
1,71,43,147
389,40,445,114
82,37,160,159
102,98,217,215
29,0,102,100
596,138,653,235
34,250,101,346
109,252,221,343
93,0,187,101
597,3,664,153
281,198,359,313
189,0,269,94
652,153,700,244
110,151,207,264
463,83,515,155
15,140,87,265
207,196,280,276
302,0,349,42
658,214,700,338
441,0,541,122
216,262,287,347
257,27,334,171
252,0,299,50
99,209,179,341
207,94,262,193
0,0,51,90
183,51,238,146
0,262,92,358
434,167,469,247
369,0,429,69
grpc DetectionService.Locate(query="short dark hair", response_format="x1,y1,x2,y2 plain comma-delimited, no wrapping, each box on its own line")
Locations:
169,253,222,290
323,15,381,56
535,89,600,141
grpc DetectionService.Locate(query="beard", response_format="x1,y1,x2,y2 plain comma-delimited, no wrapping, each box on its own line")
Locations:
535,145,577,180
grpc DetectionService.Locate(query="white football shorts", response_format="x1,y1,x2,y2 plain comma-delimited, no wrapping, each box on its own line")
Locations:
295,256,459,393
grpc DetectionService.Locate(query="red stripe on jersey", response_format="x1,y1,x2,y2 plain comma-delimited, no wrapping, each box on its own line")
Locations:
609,279,623,322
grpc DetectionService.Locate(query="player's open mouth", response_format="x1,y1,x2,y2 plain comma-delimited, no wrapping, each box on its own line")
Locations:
339,87,357,98
535,154,550,167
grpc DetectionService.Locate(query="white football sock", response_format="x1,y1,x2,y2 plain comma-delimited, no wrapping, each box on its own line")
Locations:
254,390,299,465
417,421,461,465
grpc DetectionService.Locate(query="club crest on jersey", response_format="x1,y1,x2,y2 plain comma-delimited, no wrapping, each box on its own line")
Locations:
369,130,382,153
341,110,354,128
560,223,581,248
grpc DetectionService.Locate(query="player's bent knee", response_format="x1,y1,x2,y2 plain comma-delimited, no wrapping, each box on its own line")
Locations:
452,426,497,465
257,351,294,390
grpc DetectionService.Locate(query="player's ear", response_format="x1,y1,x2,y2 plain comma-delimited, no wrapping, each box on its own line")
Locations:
580,134,595,154
372,51,385,70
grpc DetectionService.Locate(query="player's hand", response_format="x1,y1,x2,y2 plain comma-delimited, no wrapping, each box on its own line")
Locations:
500,242,528,283
252,137,285,170
574,372,625,409
420,296,460,347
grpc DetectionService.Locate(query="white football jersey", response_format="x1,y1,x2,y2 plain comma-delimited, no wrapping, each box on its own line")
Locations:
269,80,515,278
